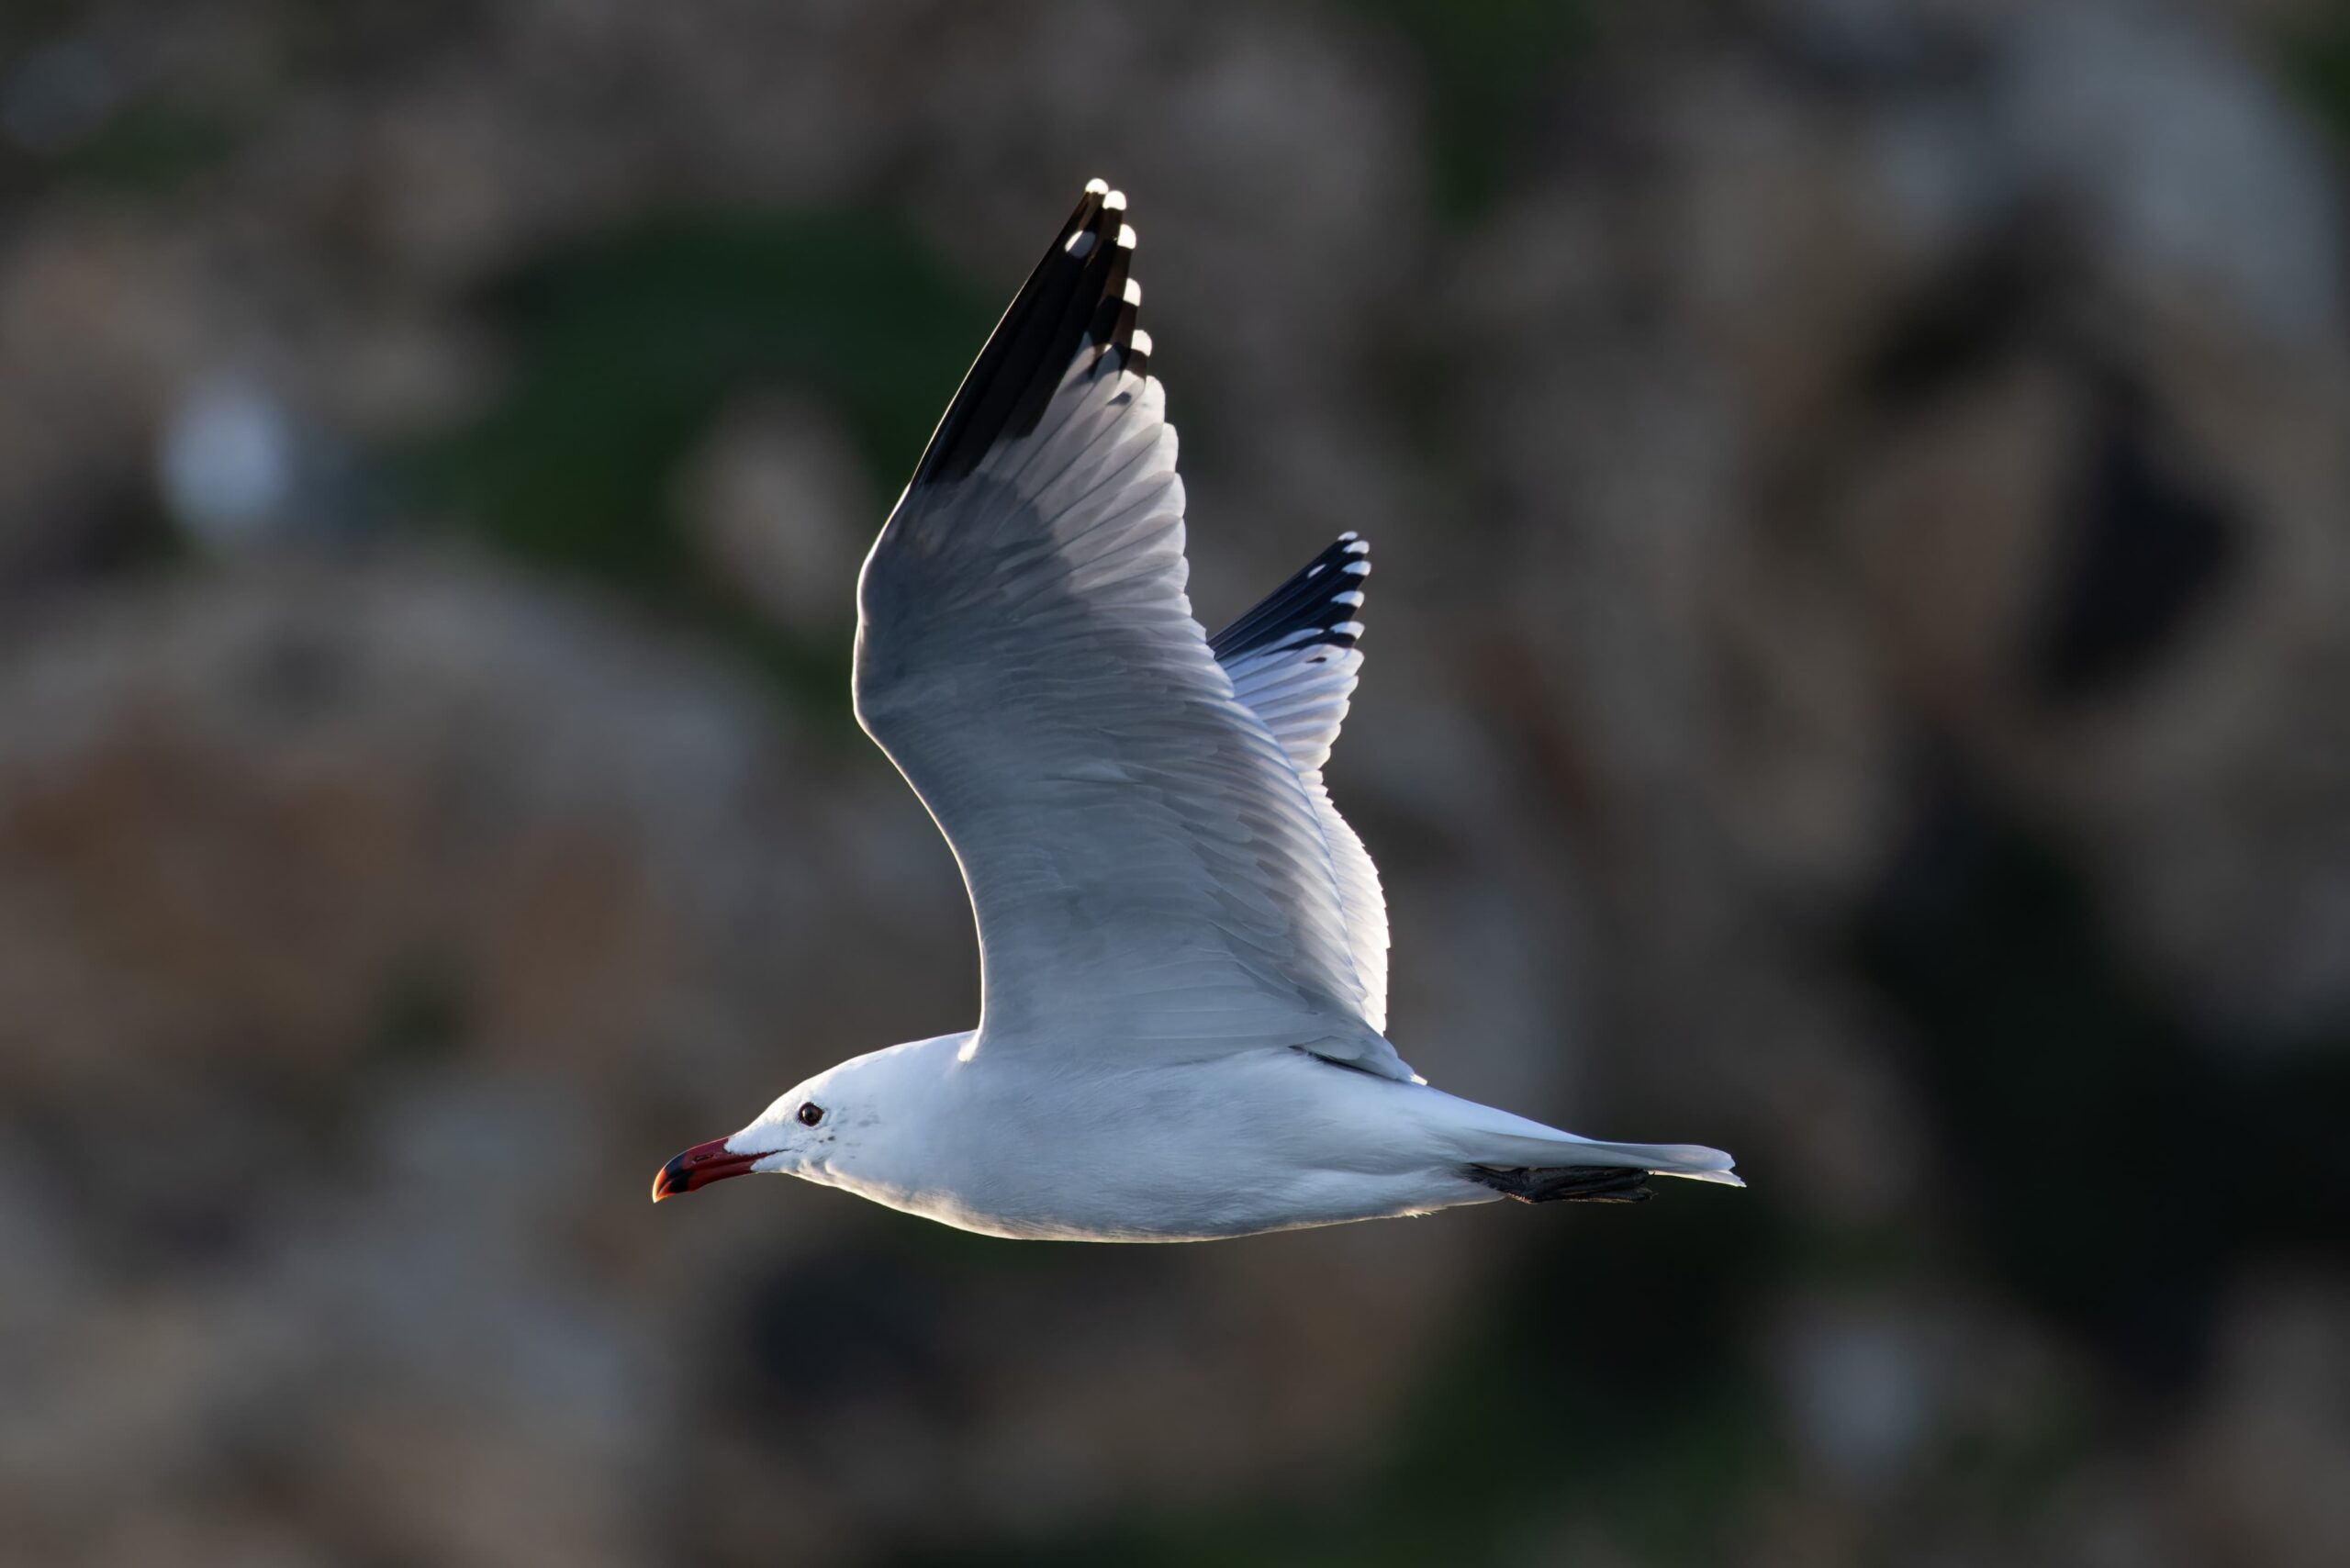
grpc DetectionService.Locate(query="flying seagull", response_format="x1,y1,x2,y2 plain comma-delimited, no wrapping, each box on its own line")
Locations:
654,181,1741,1238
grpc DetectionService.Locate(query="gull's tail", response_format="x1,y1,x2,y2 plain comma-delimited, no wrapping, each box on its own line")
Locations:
1545,1137,1746,1187
1463,1138,1744,1204
1419,1088,1744,1203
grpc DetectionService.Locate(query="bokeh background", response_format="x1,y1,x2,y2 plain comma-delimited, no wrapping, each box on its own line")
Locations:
6,1,2350,1563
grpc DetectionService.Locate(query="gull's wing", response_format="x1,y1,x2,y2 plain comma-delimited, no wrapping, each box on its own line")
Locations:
854,182,1411,1080
1211,534,1389,1031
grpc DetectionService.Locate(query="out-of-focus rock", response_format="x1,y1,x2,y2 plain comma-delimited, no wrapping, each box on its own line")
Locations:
2163,1274,2350,1568
1449,0,2350,1124
673,391,873,642
0,548,1501,1563
2,0,2347,1562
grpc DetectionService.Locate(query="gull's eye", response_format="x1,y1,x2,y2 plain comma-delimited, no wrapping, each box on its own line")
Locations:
796,1102,824,1127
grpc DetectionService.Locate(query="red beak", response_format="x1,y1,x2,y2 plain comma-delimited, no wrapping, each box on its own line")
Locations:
652,1137,761,1202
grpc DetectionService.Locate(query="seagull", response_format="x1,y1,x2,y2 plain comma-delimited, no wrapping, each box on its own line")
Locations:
653,181,1741,1239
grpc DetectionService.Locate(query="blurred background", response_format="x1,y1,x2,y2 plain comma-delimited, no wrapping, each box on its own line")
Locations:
4,1,2349,1563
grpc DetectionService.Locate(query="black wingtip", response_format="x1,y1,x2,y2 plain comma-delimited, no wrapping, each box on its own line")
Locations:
1209,534,1372,662
909,181,1152,489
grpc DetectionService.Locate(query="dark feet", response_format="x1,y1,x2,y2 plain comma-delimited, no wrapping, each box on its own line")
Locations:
1465,1164,1655,1204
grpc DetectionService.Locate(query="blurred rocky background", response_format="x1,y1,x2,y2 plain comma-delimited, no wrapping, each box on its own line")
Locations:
4,0,2348,1563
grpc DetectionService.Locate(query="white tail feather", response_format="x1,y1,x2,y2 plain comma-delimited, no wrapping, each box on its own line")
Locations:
1424,1088,1745,1187
1531,1137,1745,1187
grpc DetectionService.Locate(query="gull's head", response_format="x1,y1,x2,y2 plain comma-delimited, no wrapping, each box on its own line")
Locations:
650,1035,956,1203
650,1068,846,1201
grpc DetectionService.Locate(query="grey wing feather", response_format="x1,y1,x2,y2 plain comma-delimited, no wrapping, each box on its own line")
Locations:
854,184,1409,1079
1211,534,1389,1030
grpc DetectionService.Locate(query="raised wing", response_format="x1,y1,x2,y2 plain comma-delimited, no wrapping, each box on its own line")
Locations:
1211,534,1389,1030
853,182,1410,1079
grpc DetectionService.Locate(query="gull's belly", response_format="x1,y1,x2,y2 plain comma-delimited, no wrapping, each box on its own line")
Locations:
831,1050,1491,1242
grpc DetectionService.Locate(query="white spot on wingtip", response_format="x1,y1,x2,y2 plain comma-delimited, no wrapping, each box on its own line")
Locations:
1102,188,1126,212
1342,559,1370,575
1084,177,1109,195
1335,590,1364,606
1343,539,1369,554
1123,278,1141,306
1116,223,1136,250
1129,328,1152,357
1337,530,1359,542
1335,621,1366,637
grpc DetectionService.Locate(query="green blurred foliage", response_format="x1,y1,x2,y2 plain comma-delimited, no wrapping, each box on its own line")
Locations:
1349,0,1594,218
398,209,993,718
2284,14,2350,145
407,209,987,581
50,101,239,192
900,1204,1789,1568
